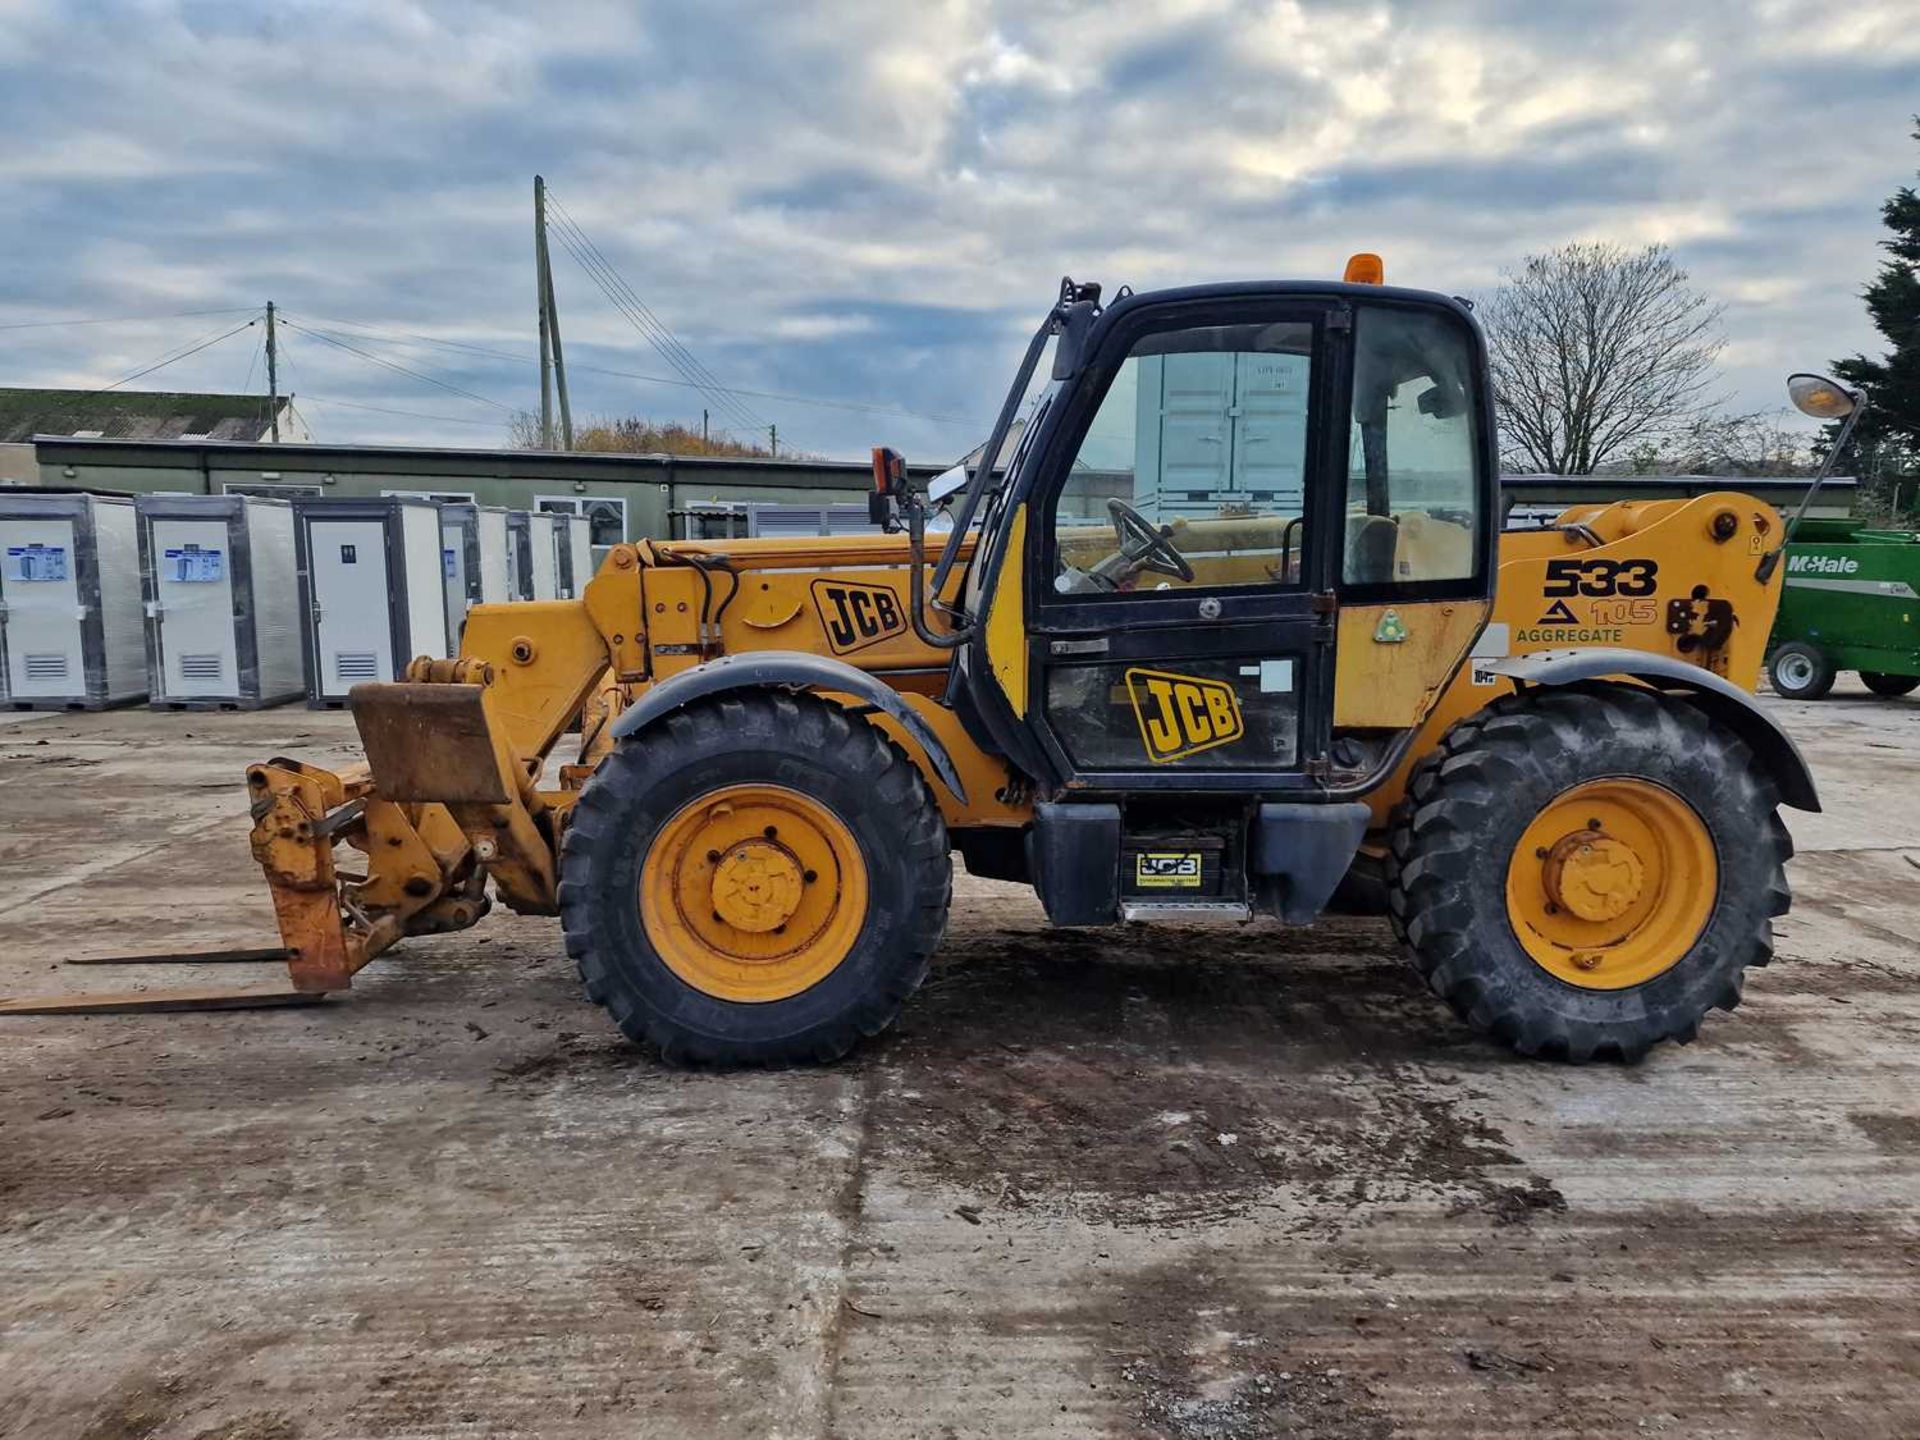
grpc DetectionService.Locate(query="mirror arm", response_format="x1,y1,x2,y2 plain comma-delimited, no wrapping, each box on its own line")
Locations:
930,308,1062,595
906,492,971,650
1755,397,1866,584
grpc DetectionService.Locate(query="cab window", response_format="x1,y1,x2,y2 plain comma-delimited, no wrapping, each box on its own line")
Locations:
1047,319,1314,597
1343,307,1481,588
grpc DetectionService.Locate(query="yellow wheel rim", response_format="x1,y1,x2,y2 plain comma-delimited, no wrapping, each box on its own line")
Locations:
1504,778,1718,991
640,784,868,1003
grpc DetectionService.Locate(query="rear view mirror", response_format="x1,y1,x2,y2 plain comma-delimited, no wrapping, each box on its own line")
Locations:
1787,373,1859,420
927,464,968,506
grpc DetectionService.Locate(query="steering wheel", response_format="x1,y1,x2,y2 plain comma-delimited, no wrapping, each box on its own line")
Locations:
1107,498,1195,583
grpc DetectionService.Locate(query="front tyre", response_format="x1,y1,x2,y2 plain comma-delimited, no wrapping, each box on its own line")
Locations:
1768,642,1833,699
1385,685,1792,1062
559,693,950,1066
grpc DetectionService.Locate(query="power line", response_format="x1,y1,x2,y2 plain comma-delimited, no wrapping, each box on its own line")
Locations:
0,305,261,334
239,326,263,406
296,394,517,428
542,192,758,428
285,312,979,429
544,218,761,435
278,319,514,412
71,315,263,400
541,188,766,434
274,329,311,440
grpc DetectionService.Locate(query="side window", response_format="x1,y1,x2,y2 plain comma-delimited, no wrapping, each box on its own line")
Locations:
1048,320,1314,596
1344,308,1481,587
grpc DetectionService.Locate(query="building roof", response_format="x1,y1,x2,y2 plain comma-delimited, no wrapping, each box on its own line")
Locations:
1501,472,1855,496
0,388,290,444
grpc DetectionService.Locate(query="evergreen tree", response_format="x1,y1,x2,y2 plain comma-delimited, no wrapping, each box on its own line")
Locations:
1833,120,1920,512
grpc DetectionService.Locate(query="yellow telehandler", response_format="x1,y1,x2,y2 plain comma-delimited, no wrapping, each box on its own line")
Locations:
10,260,1855,1065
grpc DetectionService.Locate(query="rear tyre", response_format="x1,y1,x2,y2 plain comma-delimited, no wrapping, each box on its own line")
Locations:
1384,685,1792,1062
1860,671,1920,697
559,693,950,1066
1768,642,1833,699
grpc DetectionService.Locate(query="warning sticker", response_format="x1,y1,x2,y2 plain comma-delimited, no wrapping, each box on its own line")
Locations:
163,545,224,583
4,544,68,582
1134,853,1203,889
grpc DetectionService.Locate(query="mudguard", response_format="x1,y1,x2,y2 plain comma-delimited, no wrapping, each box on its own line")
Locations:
1480,648,1820,812
609,651,969,804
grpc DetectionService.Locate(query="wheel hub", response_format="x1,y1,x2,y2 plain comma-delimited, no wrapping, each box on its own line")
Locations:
640,784,868,1004
711,841,804,932
1504,778,1719,991
1542,829,1644,923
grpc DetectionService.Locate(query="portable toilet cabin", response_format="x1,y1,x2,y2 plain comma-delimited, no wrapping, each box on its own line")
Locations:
523,511,560,601
136,494,303,710
440,502,512,646
294,497,450,707
557,512,595,598
0,492,146,710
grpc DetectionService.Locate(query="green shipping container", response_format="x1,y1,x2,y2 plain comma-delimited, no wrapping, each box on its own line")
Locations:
1765,517,1920,699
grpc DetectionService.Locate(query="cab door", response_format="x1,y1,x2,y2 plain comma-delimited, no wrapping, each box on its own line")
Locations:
1015,298,1344,793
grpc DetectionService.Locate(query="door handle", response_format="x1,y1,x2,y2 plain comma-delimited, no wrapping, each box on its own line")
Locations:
1049,637,1109,656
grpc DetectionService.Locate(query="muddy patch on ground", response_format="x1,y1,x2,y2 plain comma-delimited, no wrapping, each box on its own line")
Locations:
1102,1257,1394,1440
1851,1110,1920,1154
859,925,1559,1229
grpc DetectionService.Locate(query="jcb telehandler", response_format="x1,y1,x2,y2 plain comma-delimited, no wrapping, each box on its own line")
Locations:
13,260,1851,1065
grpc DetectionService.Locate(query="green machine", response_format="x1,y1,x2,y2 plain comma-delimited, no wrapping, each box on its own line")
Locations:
1767,516,1920,699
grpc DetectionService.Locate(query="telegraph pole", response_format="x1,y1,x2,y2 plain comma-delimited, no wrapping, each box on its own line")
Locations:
768,423,777,457
702,409,709,446
265,300,280,443
533,175,574,450
535,177,554,448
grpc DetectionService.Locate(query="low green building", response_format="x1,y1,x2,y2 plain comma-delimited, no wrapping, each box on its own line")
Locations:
22,437,943,545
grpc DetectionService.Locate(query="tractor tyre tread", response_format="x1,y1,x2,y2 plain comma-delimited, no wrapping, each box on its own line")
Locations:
558,692,949,1067
1383,683,1790,1064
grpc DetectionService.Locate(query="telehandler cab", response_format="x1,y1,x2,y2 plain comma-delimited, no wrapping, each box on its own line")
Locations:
10,259,1832,1066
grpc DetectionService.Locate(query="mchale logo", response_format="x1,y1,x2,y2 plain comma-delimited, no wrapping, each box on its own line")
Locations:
1787,553,1860,575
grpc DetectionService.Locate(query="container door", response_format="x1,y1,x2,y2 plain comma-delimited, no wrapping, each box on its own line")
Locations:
529,516,559,600
478,513,511,603
441,521,467,646
308,517,393,694
151,517,236,698
2,518,85,699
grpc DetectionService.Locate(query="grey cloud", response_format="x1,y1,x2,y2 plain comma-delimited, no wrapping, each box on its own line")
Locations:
0,0,1915,457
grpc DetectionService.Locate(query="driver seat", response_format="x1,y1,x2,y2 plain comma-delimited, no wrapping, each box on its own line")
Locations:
1345,514,1398,584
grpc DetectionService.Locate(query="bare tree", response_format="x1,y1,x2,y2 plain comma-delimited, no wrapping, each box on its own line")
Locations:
1480,242,1725,474
1615,410,1815,477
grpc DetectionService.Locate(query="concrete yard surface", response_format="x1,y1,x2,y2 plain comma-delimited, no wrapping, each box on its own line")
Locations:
1,684,1917,1439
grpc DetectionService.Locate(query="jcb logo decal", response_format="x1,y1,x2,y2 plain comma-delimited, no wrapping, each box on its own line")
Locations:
811,580,906,654
1126,668,1244,763
1136,853,1203,888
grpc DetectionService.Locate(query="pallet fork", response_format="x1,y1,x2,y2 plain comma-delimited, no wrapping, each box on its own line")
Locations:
0,663,570,1016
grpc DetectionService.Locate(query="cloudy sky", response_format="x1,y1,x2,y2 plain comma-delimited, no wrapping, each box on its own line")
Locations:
1,0,1916,461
